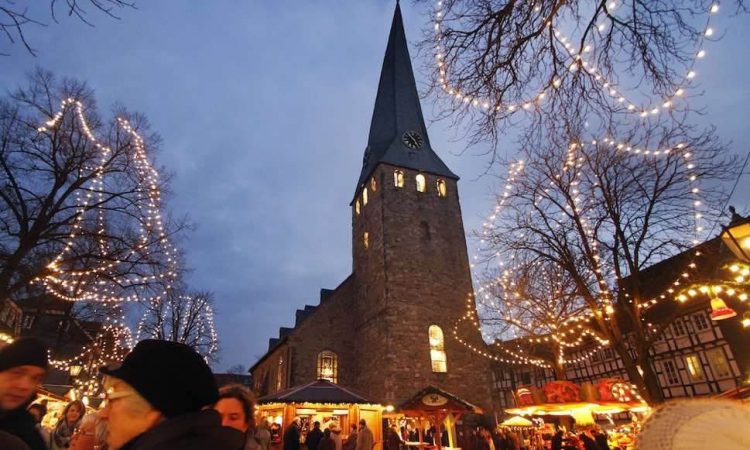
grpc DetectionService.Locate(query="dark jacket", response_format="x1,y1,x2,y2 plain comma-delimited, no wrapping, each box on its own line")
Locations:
580,434,602,450
120,409,244,450
0,407,46,450
594,433,609,450
307,428,324,450
319,436,336,450
284,423,301,450
551,432,563,450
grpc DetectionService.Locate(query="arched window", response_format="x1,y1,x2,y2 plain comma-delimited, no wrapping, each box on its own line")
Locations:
317,350,338,383
436,179,447,197
363,187,369,206
370,177,378,192
416,174,426,193
363,232,369,249
394,170,405,188
355,199,361,215
428,325,447,373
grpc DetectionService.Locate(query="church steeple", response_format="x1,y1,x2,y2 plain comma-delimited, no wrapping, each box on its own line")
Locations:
354,2,457,199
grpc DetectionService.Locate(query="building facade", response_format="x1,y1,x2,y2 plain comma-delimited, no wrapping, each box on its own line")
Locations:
249,4,492,411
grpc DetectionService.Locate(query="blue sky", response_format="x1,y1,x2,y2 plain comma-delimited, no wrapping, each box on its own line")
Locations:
2,1,749,370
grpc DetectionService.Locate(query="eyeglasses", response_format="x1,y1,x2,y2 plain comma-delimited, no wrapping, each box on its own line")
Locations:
104,387,135,402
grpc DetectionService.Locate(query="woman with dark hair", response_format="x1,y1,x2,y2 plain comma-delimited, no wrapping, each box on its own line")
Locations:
214,384,261,450
51,400,85,450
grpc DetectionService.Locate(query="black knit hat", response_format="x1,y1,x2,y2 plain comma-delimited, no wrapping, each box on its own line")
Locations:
100,339,218,418
0,337,48,372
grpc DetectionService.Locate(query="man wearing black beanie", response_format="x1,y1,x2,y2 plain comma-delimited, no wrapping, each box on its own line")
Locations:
99,339,244,450
0,337,49,450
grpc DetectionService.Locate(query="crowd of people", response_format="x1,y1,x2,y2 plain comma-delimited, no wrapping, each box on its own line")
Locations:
3,336,749,450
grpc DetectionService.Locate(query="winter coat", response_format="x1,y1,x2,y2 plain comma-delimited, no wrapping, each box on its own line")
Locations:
0,407,47,450
356,427,374,450
284,424,301,450
319,436,336,450
0,430,31,450
344,430,357,450
119,409,244,450
257,426,271,450
307,428,324,450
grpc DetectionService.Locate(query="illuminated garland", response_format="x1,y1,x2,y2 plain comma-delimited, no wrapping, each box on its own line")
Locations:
432,1,721,116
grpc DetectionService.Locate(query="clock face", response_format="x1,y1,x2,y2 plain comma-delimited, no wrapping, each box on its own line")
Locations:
402,130,424,150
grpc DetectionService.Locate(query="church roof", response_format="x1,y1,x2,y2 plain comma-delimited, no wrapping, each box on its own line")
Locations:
354,2,457,201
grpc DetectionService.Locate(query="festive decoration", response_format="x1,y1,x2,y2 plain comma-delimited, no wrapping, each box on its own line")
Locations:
709,296,737,321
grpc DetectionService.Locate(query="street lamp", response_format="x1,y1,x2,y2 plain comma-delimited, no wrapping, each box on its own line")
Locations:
721,207,750,263
69,364,83,377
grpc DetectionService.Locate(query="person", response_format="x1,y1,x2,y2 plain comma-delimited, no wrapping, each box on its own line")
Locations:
355,420,373,450
0,337,49,450
27,404,49,445
329,424,343,450
97,339,244,450
51,399,86,450
386,426,401,450
306,421,323,450
319,428,335,450
593,428,609,450
283,417,302,450
579,429,601,450
343,424,357,450
550,430,563,450
0,430,31,450
257,419,271,450
214,384,260,450
69,411,106,450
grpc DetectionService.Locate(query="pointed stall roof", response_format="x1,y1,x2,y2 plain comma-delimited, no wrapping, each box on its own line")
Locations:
256,379,373,404
354,2,457,201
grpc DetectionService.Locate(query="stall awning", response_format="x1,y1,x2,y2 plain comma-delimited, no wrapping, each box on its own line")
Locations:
257,379,372,404
398,385,482,415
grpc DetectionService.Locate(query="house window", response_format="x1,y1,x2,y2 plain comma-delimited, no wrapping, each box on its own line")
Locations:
317,351,338,383
706,348,732,378
363,232,369,249
22,315,35,329
428,325,447,373
692,312,710,331
370,177,377,192
685,354,704,381
662,360,680,385
362,187,368,206
602,348,614,360
355,199,360,215
394,170,404,188
416,174,427,193
672,319,686,337
436,179,447,197
276,357,284,391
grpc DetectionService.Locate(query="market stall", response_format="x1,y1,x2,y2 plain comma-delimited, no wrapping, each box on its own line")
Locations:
256,380,383,450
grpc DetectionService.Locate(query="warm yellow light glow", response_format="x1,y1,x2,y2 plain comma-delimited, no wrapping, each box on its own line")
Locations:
416,174,427,193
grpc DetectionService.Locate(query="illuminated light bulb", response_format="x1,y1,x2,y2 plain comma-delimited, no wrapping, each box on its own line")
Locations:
697,50,706,58
705,28,714,37
711,4,720,13
687,71,696,79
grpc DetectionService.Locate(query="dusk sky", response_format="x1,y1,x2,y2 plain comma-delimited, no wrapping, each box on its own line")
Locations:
2,1,749,371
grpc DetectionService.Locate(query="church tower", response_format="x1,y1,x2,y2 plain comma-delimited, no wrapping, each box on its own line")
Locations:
350,3,491,408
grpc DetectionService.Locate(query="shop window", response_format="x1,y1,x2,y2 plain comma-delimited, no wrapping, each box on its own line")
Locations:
428,325,447,373
394,170,405,188
363,232,369,249
416,174,427,193
370,177,377,192
355,199,360,215
692,312,709,331
363,187,368,206
436,179,447,197
685,354,704,381
706,348,732,378
662,360,680,385
672,319,686,337
317,350,338,383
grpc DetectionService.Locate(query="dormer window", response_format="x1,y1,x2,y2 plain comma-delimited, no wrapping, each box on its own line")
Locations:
370,177,378,192
355,199,361,215
394,170,405,188
416,174,426,193
437,179,447,197
363,187,369,206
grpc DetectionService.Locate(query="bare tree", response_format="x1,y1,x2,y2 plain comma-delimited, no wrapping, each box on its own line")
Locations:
478,115,735,403
417,0,746,153
137,289,219,361
1,0,135,56
0,69,183,308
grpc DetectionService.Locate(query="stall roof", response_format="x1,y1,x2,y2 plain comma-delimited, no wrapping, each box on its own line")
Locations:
257,379,373,404
398,385,482,414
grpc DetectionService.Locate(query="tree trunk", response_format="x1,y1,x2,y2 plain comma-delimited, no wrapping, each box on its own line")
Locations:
612,339,665,405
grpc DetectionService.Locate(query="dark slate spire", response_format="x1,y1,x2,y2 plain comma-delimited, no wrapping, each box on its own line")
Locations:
354,2,457,199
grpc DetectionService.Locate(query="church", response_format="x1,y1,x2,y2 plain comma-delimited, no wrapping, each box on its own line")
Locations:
249,3,492,413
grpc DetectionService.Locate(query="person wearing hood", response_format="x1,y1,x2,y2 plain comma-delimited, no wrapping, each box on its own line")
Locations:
98,339,245,450
0,337,49,450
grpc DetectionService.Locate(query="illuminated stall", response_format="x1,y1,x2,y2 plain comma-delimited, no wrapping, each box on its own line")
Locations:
256,380,383,450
